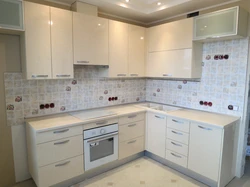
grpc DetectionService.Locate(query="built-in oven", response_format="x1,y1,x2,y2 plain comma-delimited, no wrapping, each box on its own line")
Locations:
83,124,118,171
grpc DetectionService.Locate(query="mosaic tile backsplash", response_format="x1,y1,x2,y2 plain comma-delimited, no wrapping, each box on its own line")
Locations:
4,66,146,126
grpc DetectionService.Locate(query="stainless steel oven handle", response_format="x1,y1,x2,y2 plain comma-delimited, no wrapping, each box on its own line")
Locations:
87,132,118,143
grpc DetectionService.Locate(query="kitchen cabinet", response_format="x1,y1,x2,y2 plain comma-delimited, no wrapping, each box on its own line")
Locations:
146,112,166,158
0,0,24,31
128,25,145,77
194,6,248,41
73,12,109,66
22,2,73,79
147,18,193,52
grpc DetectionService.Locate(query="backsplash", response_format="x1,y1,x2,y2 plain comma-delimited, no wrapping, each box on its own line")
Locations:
4,66,146,126
146,38,249,117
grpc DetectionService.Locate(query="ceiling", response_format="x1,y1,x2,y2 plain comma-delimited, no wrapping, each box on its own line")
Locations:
46,0,241,25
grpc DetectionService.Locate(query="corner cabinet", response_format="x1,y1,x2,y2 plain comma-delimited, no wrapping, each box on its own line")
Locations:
194,6,248,41
73,12,109,66
21,2,73,80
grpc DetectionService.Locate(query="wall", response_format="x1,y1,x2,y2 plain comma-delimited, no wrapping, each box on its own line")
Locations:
0,34,21,187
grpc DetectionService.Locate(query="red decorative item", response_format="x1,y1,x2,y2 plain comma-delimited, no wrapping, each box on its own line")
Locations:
208,102,213,107
214,55,219,60
108,97,112,101
40,104,45,110
115,97,118,100
111,97,115,101
45,104,50,109
218,55,224,60
50,103,55,108
224,54,229,59
204,101,208,106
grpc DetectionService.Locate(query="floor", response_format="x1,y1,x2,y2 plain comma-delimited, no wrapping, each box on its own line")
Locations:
12,157,250,187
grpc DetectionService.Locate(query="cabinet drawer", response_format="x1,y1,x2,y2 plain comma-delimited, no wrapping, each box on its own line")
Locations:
119,113,145,125
166,150,187,168
167,117,190,133
167,128,189,145
39,155,84,187
37,125,83,144
83,118,118,130
166,139,188,156
119,136,144,160
119,121,145,142
37,135,83,167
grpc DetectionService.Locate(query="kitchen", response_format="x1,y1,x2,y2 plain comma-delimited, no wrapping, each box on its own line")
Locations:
0,0,250,187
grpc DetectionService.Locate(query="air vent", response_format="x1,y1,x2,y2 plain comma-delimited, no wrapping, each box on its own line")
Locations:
187,11,199,18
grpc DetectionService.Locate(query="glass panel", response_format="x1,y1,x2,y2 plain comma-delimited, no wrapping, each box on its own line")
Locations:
90,137,114,162
0,0,23,30
195,7,237,39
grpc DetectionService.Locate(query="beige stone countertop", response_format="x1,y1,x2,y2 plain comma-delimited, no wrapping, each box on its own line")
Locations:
26,104,146,132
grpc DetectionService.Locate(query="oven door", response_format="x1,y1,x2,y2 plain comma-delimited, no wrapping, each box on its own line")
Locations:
84,132,118,171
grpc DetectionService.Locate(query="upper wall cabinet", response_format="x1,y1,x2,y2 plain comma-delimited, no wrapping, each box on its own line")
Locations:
0,0,24,31
22,2,73,79
73,13,109,66
194,6,248,41
148,18,193,52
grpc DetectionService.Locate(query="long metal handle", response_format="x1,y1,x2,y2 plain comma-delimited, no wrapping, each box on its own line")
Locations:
53,129,69,134
56,75,71,78
96,121,108,125
87,132,118,143
171,130,183,135
172,119,184,124
54,140,70,145
155,115,165,119
171,153,182,158
32,75,49,78
163,74,172,77
130,74,138,77
128,124,136,127
198,125,212,131
117,74,126,77
77,61,89,64
128,114,137,119
171,141,182,147
55,161,70,167
128,140,137,144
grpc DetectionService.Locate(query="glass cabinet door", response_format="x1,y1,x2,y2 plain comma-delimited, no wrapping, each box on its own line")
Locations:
0,0,24,30
194,7,238,40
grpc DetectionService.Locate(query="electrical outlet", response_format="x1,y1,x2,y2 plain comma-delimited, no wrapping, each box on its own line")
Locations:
233,105,239,111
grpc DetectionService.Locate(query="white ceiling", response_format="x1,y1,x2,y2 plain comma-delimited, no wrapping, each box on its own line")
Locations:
46,0,242,25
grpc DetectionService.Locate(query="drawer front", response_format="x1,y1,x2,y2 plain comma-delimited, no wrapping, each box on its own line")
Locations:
119,120,145,142
167,117,190,133
39,155,84,187
83,118,118,130
37,125,83,144
166,150,187,168
37,135,83,167
167,128,189,145
119,136,144,160
119,112,145,125
166,139,188,156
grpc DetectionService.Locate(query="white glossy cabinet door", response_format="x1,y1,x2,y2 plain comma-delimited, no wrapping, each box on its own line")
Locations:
128,25,145,77
148,18,193,52
188,123,223,181
23,1,51,79
147,112,167,158
51,7,73,79
109,20,128,77
73,13,109,65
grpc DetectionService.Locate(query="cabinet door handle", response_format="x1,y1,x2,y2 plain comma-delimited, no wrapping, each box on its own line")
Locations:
55,161,70,167
128,140,137,144
128,124,136,127
130,74,138,77
171,153,182,158
96,121,108,125
117,74,126,77
163,74,172,77
155,115,165,119
32,75,49,78
171,130,183,135
198,125,212,131
128,114,137,118
171,141,182,147
77,61,89,64
172,119,184,124
56,75,71,78
54,140,70,145
53,129,69,134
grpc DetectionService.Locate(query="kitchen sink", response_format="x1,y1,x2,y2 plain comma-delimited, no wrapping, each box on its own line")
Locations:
137,103,180,113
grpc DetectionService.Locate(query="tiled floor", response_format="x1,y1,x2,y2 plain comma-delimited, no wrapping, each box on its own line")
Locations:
12,157,250,187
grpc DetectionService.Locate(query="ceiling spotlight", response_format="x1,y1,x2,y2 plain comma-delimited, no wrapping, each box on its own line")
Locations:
98,23,101,26
157,2,161,5
125,0,130,2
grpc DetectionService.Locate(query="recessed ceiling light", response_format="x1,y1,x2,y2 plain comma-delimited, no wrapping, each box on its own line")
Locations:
98,23,101,26
140,37,144,40
157,2,161,5
125,0,130,2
